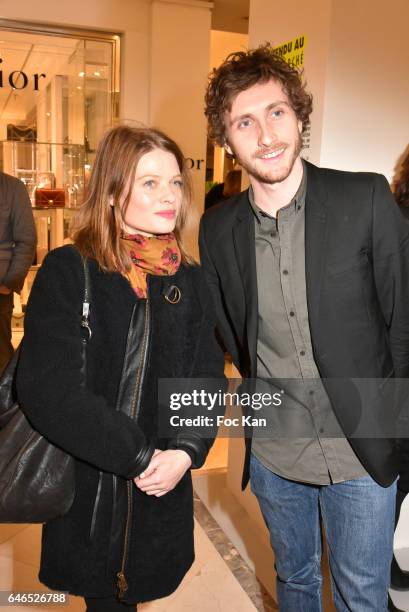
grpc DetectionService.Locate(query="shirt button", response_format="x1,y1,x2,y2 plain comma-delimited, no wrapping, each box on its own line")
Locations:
289,311,295,317
283,269,289,275
300,350,305,356
309,390,314,395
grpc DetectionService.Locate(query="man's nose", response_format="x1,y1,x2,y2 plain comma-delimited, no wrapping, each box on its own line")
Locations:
258,120,276,148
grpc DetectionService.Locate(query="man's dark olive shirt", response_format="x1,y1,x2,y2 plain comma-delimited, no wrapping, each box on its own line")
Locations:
250,162,367,484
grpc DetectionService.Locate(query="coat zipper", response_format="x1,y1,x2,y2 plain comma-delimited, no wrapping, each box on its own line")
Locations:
117,294,150,599
89,308,134,543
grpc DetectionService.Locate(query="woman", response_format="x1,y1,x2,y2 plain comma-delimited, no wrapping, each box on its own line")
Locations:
395,148,409,213
16,126,224,611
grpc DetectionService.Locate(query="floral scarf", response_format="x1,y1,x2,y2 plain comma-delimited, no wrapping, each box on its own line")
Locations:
121,232,181,298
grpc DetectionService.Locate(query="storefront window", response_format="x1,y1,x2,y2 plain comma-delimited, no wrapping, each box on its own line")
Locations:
0,23,119,276
0,25,119,209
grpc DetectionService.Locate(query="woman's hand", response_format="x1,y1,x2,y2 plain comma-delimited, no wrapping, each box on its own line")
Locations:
133,449,192,497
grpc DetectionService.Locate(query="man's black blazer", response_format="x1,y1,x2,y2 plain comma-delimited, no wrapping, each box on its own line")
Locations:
199,161,409,489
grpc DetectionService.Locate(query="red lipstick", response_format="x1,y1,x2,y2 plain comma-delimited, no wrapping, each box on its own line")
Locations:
155,210,176,219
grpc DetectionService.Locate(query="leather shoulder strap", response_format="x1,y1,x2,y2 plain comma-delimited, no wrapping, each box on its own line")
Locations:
80,257,92,340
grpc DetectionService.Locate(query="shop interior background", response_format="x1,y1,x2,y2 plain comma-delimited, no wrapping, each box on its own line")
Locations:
0,0,408,610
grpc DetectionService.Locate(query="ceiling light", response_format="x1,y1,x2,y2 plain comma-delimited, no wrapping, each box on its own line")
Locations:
78,71,85,78
93,71,101,77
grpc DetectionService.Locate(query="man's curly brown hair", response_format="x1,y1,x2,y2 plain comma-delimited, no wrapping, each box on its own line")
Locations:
205,43,313,147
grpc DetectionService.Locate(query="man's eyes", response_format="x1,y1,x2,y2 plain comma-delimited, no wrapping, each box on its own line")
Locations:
237,118,253,129
236,109,285,129
271,109,284,118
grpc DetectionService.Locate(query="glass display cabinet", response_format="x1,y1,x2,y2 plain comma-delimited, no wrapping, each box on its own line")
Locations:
0,28,118,313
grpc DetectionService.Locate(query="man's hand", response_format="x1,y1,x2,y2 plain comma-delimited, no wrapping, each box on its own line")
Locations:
0,285,12,295
133,449,192,497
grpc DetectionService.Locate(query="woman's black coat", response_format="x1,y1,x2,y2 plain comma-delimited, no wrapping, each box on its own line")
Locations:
16,245,225,603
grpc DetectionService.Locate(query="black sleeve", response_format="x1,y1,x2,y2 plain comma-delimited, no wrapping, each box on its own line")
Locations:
167,267,227,469
16,249,154,478
3,179,37,292
372,175,409,378
199,216,241,367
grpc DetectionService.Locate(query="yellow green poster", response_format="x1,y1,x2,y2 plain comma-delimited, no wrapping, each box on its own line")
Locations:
274,34,306,68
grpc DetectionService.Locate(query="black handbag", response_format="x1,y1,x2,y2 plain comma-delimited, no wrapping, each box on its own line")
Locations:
7,123,37,142
0,256,91,523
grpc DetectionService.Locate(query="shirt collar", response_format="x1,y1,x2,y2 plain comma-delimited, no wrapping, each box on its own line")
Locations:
248,158,307,223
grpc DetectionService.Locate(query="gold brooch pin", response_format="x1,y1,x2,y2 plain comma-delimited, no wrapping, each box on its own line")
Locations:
164,285,181,304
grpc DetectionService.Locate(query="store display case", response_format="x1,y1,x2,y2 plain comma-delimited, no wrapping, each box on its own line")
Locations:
0,26,118,320
0,140,83,305
0,140,86,208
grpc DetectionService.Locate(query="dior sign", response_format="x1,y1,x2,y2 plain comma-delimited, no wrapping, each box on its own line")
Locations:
0,58,46,90
185,158,205,170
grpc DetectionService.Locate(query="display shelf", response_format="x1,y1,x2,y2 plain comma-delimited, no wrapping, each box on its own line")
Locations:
0,140,86,208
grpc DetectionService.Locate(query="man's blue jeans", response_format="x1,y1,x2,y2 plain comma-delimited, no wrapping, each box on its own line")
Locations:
249,453,396,611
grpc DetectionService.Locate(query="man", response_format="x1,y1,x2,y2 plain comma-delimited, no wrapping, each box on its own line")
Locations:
200,44,409,611
0,171,36,373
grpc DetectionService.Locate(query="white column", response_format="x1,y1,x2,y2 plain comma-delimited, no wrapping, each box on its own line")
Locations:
149,0,213,258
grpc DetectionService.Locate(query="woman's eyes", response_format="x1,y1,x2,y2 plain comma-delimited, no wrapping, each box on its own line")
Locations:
143,180,156,188
143,179,182,188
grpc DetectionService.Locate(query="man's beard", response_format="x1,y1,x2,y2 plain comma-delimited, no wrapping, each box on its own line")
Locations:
234,134,302,185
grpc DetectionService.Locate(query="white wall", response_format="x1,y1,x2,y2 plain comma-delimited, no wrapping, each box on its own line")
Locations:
210,30,248,69
320,0,409,179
